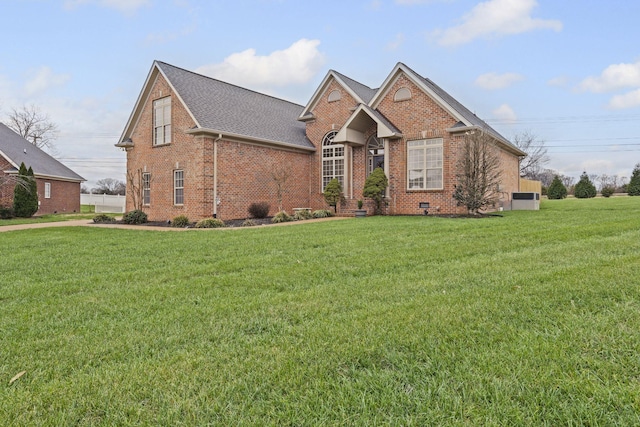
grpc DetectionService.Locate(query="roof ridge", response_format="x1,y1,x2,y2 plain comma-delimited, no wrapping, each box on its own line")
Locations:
155,60,305,108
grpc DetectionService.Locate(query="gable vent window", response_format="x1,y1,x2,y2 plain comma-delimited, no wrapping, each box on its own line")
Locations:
394,87,411,102
327,90,342,102
153,96,171,146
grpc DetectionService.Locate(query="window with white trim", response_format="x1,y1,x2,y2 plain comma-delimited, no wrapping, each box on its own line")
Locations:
174,170,184,205
321,131,344,190
142,173,151,205
407,138,443,190
367,135,385,176
153,97,171,145
44,182,51,199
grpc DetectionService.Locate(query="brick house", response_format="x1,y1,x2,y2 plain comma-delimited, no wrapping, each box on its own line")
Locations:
117,61,525,221
0,123,84,215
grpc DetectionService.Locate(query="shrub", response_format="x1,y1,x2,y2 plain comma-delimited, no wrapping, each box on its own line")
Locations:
574,172,597,199
547,176,567,200
323,178,342,212
248,202,270,218
195,218,225,228
172,215,190,228
272,211,292,223
363,167,389,214
293,209,313,221
628,163,640,196
122,209,148,224
92,214,116,223
0,206,15,219
13,162,38,218
601,186,615,198
312,209,334,218
242,219,258,227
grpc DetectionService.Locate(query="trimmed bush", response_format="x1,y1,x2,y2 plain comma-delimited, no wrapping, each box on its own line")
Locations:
323,178,342,212
601,186,615,198
363,167,389,214
242,219,258,227
13,162,38,218
122,209,148,224
195,218,225,228
248,202,270,219
272,211,293,223
172,215,190,228
293,209,313,221
92,214,116,223
547,176,567,200
574,172,597,199
0,206,15,219
312,209,334,218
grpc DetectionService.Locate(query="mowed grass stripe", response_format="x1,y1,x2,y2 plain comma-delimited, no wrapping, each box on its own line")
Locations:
1,197,640,425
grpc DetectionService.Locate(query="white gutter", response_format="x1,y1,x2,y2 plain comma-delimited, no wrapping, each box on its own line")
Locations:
213,133,222,218
186,128,316,152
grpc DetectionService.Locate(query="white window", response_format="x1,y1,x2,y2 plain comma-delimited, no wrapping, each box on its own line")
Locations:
321,131,344,190
407,138,443,190
153,97,171,145
174,170,184,205
142,173,151,205
44,182,51,199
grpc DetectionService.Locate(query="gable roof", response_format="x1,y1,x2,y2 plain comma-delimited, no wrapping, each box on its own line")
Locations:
0,123,85,182
298,69,377,120
370,63,525,155
120,61,314,151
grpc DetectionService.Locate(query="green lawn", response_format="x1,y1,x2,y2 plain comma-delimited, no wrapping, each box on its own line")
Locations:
0,212,97,226
2,198,640,425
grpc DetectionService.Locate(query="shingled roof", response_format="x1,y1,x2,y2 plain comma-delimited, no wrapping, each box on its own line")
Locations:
157,62,313,149
0,123,84,182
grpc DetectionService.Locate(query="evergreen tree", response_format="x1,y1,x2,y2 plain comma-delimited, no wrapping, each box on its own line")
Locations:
362,167,388,214
323,178,342,213
574,171,597,198
547,175,567,199
628,163,640,196
13,162,38,217
27,166,39,213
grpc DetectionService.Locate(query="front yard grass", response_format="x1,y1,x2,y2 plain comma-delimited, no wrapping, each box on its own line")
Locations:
1,197,640,425
0,212,97,226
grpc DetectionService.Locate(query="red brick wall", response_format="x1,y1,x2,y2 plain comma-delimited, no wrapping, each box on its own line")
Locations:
36,179,81,214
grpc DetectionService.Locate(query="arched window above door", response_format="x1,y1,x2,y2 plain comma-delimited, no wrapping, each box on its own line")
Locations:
367,135,385,175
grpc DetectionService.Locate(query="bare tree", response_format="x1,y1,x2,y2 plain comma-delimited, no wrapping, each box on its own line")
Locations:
92,178,126,195
512,131,550,179
127,168,145,211
6,104,59,152
453,130,502,215
271,166,291,212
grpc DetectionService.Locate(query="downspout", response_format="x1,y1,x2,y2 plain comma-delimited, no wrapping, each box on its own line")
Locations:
213,133,222,218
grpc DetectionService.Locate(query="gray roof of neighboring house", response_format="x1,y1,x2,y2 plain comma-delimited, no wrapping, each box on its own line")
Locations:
333,70,377,104
156,62,314,149
0,123,84,181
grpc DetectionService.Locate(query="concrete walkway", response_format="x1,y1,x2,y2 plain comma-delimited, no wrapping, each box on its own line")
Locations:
0,216,350,233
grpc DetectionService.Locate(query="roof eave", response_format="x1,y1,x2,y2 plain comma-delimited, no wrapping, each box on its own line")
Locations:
186,128,316,152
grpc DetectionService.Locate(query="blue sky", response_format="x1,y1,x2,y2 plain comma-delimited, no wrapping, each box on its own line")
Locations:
2,0,639,188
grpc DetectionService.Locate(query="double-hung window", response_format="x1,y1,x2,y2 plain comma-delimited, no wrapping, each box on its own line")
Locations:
174,170,184,205
407,138,443,190
153,97,171,145
44,182,51,199
142,173,151,205
321,131,344,190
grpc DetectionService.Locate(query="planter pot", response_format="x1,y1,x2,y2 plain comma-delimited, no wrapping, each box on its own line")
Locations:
354,209,367,218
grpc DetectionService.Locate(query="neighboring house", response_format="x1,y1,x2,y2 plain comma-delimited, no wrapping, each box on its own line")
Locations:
117,61,526,221
0,123,85,215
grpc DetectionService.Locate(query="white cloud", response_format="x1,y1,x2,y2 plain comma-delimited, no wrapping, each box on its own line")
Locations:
433,0,562,46
492,104,517,123
196,39,325,89
24,66,71,96
475,72,523,90
578,61,640,93
386,33,405,51
547,76,569,87
64,0,150,15
608,88,640,110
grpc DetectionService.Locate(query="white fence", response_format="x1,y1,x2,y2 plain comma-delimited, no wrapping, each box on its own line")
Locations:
81,193,126,213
